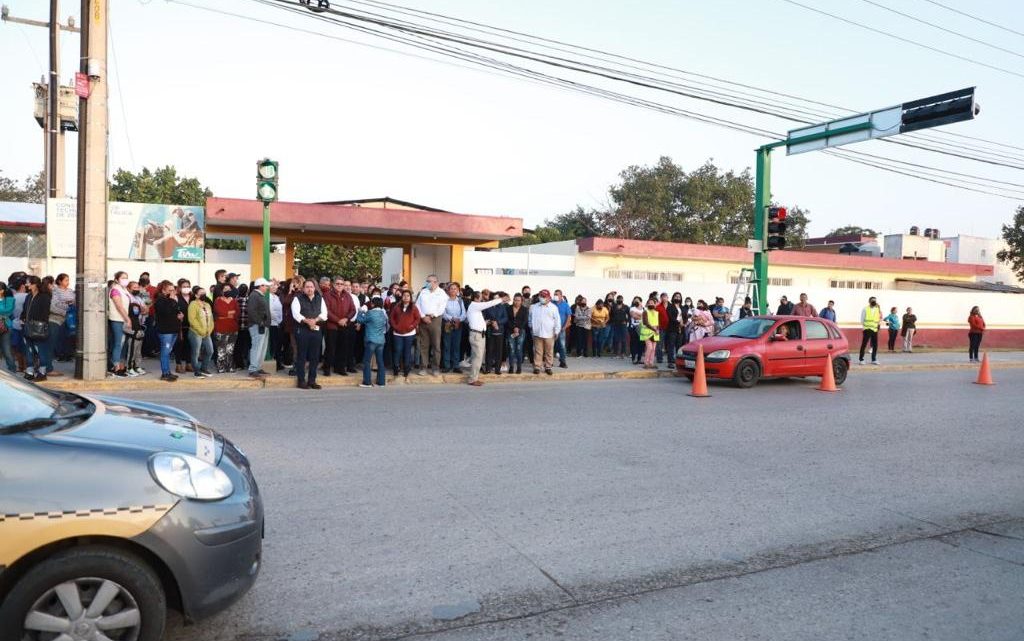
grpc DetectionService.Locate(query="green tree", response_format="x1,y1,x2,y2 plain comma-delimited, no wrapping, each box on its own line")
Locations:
501,206,603,248
109,166,212,205
827,225,879,238
996,205,1024,283
294,244,383,282
0,170,45,203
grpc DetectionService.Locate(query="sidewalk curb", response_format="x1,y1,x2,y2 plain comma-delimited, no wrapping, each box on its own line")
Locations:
38,361,1024,393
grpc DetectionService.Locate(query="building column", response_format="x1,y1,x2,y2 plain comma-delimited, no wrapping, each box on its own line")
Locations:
450,243,464,286
248,232,263,282
285,241,295,279
402,245,412,284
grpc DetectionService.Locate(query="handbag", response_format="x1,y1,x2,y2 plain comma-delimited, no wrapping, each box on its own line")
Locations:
0,316,8,335
24,296,50,341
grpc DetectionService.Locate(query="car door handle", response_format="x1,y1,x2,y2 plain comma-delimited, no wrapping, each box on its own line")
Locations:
796,345,804,351
827,344,834,349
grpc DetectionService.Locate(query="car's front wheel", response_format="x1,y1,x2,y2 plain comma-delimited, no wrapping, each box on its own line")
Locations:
0,546,166,641
733,358,761,388
833,357,849,386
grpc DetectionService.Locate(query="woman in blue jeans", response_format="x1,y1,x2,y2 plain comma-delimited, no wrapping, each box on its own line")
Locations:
153,280,183,382
0,281,16,372
20,276,53,381
506,293,529,374
356,297,389,387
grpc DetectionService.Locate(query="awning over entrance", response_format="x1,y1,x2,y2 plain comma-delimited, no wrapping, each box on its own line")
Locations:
204,197,523,285
206,198,522,245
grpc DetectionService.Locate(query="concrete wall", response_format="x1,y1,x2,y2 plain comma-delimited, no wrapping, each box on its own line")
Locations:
382,247,404,284
499,240,578,256
464,247,575,277
410,244,450,288
884,234,946,262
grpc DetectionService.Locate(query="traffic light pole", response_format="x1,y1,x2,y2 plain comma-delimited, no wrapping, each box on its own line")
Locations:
752,145,771,316
262,201,271,280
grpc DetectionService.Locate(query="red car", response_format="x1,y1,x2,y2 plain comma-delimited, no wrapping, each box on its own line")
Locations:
675,315,851,388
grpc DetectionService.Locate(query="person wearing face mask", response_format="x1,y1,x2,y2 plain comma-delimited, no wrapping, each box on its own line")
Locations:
528,289,561,375
590,299,610,357
628,297,644,364
122,281,146,377
187,286,215,377
552,289,571,368
571,296,592,357
639,298,660,369
859,296,882,365
691,300,714,341
664,293,685,369
609,295,629,359
174,279,193,373
108,272,133,376
739,296,755,320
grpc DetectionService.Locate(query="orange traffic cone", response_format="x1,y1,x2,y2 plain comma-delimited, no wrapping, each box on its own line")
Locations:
974,352,995,385
688,344,711,398
817,353,839,392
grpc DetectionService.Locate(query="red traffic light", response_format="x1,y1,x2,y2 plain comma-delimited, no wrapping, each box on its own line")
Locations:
768,206,787,220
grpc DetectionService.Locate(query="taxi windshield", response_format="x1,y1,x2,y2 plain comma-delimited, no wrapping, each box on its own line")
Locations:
716,318,777,339
0,371,93,433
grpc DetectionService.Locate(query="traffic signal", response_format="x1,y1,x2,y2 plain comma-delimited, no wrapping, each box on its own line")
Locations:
766,206,787,250
256,159,278,203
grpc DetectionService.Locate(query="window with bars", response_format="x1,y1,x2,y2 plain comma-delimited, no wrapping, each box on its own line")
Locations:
605,269,684,282
829,279,884,289
729,274,792,287
0,232,47,258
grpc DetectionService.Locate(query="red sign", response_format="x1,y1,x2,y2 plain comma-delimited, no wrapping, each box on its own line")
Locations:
75,72,90,99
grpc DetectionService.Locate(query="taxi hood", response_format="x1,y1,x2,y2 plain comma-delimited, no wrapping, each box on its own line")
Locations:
39,394,224,463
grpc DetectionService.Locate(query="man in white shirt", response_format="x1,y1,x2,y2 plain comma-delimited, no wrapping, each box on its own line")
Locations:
465,290,510,386
528,289,562,375
415,274,448,376
290,279,328,389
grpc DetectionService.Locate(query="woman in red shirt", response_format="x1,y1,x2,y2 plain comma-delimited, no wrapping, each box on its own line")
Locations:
213,290,239,373
967,306,985,363
388,290,421,378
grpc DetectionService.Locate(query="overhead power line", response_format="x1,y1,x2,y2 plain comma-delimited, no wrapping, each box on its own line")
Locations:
351,0,1024,156
777,0,1024,79
918,0,1024,40
166,0,1022,200
854,0,1024,59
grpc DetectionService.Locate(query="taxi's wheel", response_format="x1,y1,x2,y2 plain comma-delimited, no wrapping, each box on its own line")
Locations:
733,359,761,388
833,357,849,386
0,546,166,641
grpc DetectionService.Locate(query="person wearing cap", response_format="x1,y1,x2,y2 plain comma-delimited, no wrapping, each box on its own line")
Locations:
246,278,272,378
528,289,561,375
465,290,510,386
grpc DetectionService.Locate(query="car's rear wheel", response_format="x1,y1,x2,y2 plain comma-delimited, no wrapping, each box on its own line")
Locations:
733,359,761,388
833,357,849,386
0,546,166,641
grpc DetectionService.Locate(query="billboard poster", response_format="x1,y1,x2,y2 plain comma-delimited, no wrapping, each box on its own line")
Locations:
113,202,205,261
46,199,205,262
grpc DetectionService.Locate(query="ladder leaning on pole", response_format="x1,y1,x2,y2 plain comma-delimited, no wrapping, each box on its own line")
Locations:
729,268,755,318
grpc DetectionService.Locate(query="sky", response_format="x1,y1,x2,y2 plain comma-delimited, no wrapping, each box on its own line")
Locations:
2,0,1023,239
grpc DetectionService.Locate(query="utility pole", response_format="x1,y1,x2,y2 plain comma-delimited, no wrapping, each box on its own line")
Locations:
1,3,79,197
75,0,108,381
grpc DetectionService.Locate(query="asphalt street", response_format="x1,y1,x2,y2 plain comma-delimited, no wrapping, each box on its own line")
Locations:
116,368,1024,641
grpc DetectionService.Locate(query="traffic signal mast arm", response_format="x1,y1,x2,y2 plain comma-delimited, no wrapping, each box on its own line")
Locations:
750,88,978,315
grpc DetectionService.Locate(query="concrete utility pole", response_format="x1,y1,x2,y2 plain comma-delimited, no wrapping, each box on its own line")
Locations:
1,3,79,197
75,0,108,381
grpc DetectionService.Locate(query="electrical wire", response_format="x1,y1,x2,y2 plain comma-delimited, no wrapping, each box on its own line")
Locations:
108,21,137,169
918,0,1024,40
854,0,1024,59
777,0,1024,79
167,0,1023,200
347,0,1024,157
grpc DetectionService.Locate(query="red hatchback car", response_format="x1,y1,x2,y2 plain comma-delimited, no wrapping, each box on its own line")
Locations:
676,315,851,388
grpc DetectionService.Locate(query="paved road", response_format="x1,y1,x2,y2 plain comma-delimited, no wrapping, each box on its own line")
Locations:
120,369,1024,641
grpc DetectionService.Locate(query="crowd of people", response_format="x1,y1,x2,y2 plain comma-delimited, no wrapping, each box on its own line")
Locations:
0,269,992,386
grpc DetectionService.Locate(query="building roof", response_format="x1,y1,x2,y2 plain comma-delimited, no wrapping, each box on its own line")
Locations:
805,233,876,245
576,237,993,278
317,197,450,212
207,197,523,242
0,201,45,228
896,278,1024,294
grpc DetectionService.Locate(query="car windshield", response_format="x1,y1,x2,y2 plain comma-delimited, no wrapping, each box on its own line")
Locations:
0,370,94,433
716,318,777,339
